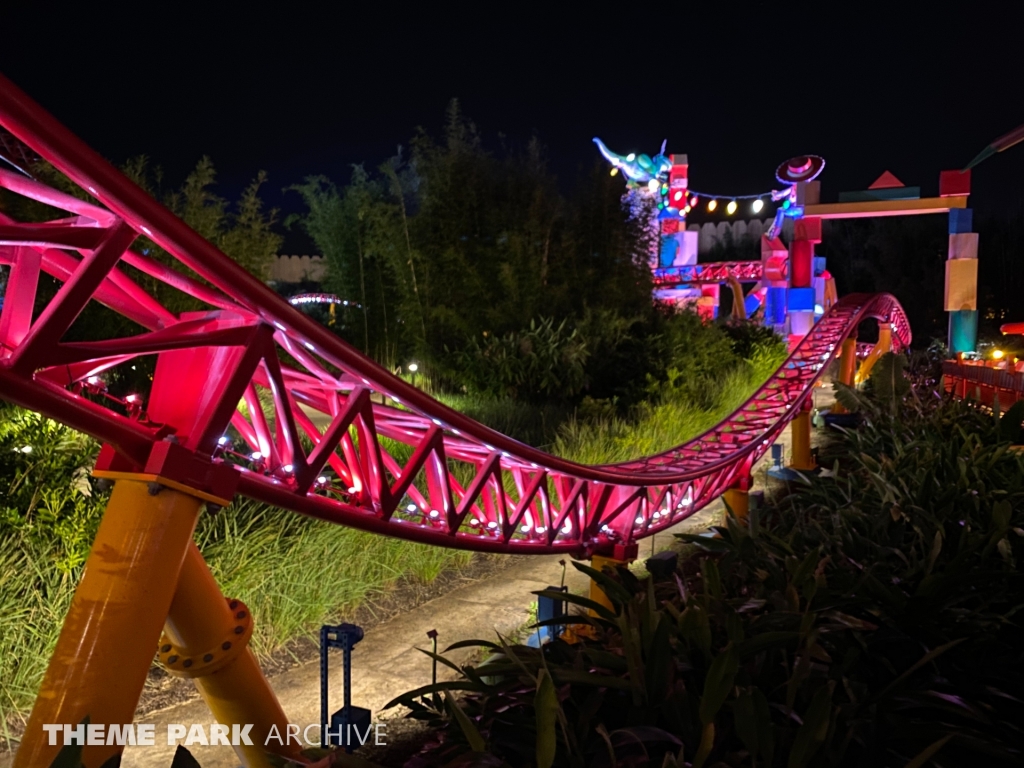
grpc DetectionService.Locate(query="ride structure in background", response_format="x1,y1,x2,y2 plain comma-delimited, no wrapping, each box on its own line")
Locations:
0,74,910,768
594,138,978,353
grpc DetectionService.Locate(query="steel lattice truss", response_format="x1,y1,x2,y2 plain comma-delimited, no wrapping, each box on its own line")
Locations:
0,76,910,556
652,261,763,287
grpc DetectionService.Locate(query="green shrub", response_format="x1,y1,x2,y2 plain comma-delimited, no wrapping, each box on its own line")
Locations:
389,366,1024,767
452,317,589,402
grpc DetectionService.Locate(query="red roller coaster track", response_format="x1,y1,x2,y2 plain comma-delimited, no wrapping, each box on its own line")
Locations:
651,261,763,287
0,75,910,558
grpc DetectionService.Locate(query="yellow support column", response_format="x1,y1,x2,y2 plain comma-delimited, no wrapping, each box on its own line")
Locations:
831,336,858,414
789,407,817,472
589,554,630,614
158,544,301,767
15,479,203,768
856,323,892,384
723,482,751,523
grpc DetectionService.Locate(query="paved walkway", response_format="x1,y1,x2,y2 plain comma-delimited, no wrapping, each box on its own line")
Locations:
2,386,834,768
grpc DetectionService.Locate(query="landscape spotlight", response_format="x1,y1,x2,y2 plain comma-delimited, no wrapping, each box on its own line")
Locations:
408,363,418,372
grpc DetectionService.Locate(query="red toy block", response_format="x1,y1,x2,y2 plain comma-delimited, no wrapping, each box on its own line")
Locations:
939,169,971,197
794,217,822,242
869,170,904,189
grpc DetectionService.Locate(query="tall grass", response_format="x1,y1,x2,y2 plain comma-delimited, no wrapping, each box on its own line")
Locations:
554,347,785,464
195,501,470,656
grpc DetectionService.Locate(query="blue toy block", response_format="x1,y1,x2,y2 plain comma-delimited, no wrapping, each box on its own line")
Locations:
766,286,787,325
744,292,762,317
658,237,678,267
787,287,816,312
813,256,827,276
948,208,973,234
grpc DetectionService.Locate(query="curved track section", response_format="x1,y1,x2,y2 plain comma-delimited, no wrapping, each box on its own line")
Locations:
652,261,762,287
0,75,910,556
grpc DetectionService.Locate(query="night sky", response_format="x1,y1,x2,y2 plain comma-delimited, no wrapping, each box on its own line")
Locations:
2,4,1022,252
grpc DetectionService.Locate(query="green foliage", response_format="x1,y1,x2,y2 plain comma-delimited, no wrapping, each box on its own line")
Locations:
554,327,788,464
288,167,406,357
294,101,654,386
453,318,588,402
390,381,1024,767
834,351,911,416
143,156,283,284
0,403,104,572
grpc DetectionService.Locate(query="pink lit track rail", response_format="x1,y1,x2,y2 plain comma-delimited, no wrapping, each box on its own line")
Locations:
0,75,910,558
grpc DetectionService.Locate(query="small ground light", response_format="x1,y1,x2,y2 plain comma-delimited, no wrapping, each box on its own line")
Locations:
317,476,328,484
992,349,1004,359
408,363,418,372
250,452,262,460
20,445,32,453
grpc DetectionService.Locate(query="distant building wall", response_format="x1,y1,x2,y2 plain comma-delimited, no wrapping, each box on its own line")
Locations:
271,222,790,282
271,254,327,283
687,217,793,255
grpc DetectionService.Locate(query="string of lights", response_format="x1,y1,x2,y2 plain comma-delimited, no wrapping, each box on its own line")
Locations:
660,188,780,216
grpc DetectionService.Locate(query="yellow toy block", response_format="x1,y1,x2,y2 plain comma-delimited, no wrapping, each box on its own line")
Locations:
944,259,978,311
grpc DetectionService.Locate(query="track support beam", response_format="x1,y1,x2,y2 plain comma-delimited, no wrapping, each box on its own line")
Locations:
723,476,752,523
788,403,817,472
831,336,859,414
159,544,301,767
856,323,893,383
14,478,203,768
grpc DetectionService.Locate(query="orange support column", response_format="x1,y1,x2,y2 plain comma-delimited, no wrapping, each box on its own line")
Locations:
788,401,817,472
589,553,633,615
856,323,892,384
158,544,301,767
15,478,203,768
831,336,858,414
588,543,638,614
723,475,752,523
